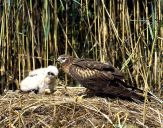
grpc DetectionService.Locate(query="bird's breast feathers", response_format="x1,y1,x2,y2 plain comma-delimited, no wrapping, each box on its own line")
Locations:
62,63,72,75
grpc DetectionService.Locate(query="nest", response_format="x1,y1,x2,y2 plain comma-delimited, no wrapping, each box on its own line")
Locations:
0,87,162,128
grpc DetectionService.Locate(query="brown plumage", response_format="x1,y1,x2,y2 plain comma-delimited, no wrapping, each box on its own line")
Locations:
57,55,145,102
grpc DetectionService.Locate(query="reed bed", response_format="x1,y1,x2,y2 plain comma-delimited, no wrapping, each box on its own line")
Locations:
0,0,162,94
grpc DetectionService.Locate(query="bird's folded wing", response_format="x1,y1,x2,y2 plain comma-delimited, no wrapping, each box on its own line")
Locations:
72,59,124,79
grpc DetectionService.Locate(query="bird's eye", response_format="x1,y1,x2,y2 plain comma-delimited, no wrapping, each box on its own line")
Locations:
61,57,66,60
47,72,55,76
57,56,68,63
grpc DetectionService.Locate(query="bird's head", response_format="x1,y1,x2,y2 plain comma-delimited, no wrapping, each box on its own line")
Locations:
57,55,73,65
46,66,59,77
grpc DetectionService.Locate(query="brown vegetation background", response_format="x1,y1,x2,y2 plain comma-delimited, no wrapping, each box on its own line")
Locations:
0,0,162,95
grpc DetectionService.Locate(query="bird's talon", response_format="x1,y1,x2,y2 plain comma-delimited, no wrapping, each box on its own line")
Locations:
75,95,86,102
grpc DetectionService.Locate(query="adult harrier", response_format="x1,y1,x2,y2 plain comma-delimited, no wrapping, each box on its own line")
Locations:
57,55,145,102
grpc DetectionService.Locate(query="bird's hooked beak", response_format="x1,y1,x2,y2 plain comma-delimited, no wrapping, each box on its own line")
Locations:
56,57,62,63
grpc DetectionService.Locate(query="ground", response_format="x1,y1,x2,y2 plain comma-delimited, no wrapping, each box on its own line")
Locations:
0,87,162,128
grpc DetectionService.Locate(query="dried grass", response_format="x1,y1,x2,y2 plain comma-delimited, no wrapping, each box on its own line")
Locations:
0,87,162,128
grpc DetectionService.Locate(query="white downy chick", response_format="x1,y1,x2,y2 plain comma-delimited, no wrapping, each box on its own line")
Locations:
20,65,58,93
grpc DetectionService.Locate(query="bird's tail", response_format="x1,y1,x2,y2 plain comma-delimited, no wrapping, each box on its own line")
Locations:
130,91,163,104
129,92,145,103
118,80,163,104
148,92,163,104
116,79,145,102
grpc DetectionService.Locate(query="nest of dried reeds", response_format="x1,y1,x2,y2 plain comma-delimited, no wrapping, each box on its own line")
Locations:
0,87,162,128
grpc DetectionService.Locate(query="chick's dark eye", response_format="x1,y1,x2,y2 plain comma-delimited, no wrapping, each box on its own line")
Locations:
47,72,55,76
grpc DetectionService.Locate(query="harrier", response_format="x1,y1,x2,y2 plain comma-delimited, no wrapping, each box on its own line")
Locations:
57,55,145,102
20,65,58,94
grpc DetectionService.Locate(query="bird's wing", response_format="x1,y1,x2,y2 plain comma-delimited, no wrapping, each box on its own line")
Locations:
71,59,142,91
69,67,112,95
72,59,124,79
67,59,145,102
29,68,46,77
69,64,144,102
20,74,44,91
69,62,115,82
